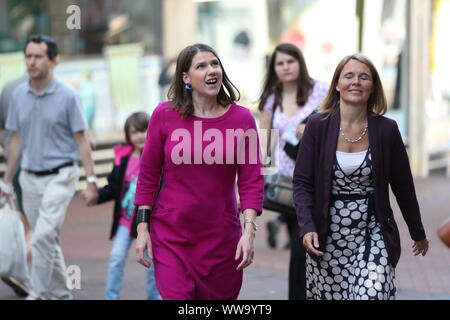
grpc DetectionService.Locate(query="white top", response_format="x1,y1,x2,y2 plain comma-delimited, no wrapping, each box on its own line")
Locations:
336,150,368,175
263,81,330,177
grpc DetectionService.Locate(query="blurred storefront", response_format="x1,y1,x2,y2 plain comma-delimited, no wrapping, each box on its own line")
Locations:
0,0,449,176
194,0,450,177
0,0,163,55
0,0,164,134
195,0,269,109
426,0,450,176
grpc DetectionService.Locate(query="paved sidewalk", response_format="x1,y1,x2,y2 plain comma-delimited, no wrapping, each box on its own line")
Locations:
1,177,449,300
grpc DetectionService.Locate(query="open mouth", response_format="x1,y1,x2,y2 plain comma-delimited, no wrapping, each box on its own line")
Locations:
206,79,218,85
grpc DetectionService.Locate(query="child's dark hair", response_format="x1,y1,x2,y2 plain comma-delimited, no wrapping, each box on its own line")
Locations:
124,112,149,145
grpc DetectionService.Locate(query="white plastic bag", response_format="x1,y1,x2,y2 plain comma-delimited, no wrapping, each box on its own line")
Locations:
0,196,27,277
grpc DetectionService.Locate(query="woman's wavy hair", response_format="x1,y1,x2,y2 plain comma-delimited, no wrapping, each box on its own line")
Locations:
319,53,387,116
258,43,314,112
167,43,240,117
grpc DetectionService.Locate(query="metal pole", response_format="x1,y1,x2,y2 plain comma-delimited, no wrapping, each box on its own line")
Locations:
356,0,365,52
163,0,197,59
408,0,431,177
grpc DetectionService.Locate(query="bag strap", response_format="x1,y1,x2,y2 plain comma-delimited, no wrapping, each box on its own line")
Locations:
266,112,274,158
265,99,277,162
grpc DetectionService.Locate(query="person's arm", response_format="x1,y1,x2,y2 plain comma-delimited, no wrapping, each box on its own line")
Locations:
237,111,264,217
96,163,121,205
74,130,98,204
134,104,166,267
235,208,258,270
3,132,21,184
74,130,95,177
389,122,426,239
0,89,6,148
292,116,323,256
389,121,428,256
2,90,20,187
292,118,317,235
135,204,153,267
236,111,264,270
134,105,165,209
85,130,96,150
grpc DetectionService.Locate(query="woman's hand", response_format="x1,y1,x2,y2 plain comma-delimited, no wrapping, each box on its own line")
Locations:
135,223,152,268
302,232,324,257
236,210,257,270
412,239,429,256
235,228,255,270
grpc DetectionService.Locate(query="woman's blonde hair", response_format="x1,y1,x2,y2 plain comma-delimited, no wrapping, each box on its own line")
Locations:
319,54,387,116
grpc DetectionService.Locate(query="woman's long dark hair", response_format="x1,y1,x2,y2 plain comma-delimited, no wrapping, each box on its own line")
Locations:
258,43,313,113
167,43,240,117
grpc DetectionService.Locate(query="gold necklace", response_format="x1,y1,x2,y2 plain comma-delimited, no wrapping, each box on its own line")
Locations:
339,123,368,143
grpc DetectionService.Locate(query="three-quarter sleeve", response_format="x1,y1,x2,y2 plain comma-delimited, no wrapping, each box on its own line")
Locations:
237,110,264,215
134,104,166,206
389,122,426,241
293,116,318,237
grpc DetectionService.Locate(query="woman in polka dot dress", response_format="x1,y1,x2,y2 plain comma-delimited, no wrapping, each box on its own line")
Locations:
293,54,429,300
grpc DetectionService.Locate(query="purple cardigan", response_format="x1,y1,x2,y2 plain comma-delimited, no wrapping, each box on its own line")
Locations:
292,106,426,267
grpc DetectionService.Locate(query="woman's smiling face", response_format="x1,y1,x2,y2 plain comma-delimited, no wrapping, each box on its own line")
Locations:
336,59,373,106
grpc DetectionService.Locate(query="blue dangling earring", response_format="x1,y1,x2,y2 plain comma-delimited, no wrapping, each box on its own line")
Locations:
185,83,193,91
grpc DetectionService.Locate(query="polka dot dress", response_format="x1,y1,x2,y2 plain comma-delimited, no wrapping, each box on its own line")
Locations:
305,149,396,300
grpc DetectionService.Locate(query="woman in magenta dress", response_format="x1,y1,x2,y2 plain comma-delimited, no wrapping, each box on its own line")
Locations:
134,43,264,300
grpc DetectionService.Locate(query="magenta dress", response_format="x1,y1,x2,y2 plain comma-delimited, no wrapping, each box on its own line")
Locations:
134,101,264,300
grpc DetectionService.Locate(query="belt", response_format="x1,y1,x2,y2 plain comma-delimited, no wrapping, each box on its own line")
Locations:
331,193,375,261
25,161,75,176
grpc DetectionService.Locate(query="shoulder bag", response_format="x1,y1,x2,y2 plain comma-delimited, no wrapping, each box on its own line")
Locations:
263,107,295,212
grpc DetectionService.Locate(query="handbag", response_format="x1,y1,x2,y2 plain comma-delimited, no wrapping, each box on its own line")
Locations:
263,173,295,211
282,111,316,161
283,141,300,160
0,195,28,277
437,218,450,248
263,105,295,212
